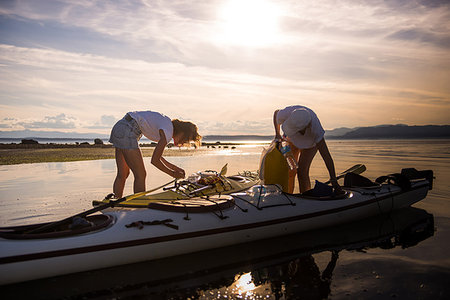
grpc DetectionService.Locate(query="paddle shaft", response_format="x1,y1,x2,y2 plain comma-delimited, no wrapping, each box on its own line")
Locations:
27,179,176,234
325,164,366,184
189,184,213,195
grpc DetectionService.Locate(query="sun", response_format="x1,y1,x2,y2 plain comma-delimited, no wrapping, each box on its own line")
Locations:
217,0,283,47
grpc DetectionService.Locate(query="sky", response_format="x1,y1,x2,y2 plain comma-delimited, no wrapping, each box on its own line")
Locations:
0,0,449,136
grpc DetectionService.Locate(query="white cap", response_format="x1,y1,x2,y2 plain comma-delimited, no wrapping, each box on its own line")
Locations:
281,108,312,137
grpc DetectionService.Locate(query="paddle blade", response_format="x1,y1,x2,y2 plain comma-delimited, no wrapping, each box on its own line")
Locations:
325,164,367,184
342,164,366,176
219,163,228,176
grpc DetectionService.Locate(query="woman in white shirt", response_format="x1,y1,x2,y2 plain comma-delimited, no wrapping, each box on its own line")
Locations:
109,111,201,198
273,105,342,194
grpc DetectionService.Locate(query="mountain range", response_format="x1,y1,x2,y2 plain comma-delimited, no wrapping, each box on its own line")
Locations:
325,124,450,139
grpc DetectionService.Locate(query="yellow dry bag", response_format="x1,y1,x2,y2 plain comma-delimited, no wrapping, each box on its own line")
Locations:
259,141,289,192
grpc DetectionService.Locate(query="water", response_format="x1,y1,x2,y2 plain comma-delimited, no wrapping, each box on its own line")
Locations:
0,139,449,299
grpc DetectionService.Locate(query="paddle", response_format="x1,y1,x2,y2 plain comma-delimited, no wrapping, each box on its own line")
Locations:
219,163,228,176
325,164,366,184
27,179,177,234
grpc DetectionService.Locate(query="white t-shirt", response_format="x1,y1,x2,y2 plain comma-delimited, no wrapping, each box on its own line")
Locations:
127,111,173,143
277,105,325,149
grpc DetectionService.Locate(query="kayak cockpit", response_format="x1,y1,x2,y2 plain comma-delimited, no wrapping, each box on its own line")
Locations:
0,214,113,240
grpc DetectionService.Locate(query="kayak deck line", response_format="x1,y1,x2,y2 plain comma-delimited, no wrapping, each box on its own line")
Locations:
0,181,428,265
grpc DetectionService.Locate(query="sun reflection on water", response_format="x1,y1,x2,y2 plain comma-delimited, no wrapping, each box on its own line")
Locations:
198,271,276,299
234,272,256,295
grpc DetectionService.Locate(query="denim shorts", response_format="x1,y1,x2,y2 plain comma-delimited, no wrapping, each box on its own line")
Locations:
109,115,142,149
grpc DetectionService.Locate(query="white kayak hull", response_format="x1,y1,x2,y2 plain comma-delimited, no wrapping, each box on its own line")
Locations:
0,177,431,285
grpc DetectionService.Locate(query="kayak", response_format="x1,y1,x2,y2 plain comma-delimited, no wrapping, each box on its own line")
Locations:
0,168,433,285
1,206,434,299
92,165,260,207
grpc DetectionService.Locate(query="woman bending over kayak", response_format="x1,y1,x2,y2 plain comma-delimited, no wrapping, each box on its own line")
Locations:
273,105,342,194
109,111,201,198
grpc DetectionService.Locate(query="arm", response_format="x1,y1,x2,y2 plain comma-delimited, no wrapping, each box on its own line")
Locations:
273,109,282,141
160,156,184,174
316,138,341,190
151,130,185,179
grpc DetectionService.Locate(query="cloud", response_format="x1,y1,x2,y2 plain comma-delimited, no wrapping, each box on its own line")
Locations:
388,28,450,49
86,115,118,130
198,119,273,135
0,0,449,135
15,113,77,129
100,115,116,126
0,117,16,128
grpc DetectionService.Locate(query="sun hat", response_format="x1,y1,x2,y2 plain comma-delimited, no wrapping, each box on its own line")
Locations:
281,108,312,137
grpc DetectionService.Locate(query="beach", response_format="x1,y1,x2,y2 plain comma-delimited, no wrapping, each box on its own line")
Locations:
0,139,449,299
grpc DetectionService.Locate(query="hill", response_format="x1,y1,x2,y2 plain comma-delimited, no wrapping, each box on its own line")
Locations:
337,125,450,139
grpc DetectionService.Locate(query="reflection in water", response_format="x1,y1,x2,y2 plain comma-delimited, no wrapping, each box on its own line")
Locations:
2,207,434,300
277,251,338,299
194,207,434,300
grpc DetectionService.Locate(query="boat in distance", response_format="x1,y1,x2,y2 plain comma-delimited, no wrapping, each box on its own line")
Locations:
0,168,433,285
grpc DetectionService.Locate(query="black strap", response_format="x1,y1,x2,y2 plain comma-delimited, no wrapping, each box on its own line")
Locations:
375,173,411,190
125,219,179,230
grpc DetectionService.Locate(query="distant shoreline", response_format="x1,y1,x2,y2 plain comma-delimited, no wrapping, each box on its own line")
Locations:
0,124,449,144
0,140,269,149
0,140,266,165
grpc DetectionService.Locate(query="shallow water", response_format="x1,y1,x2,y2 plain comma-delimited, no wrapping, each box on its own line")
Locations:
0,139,449,299
0,146,263,226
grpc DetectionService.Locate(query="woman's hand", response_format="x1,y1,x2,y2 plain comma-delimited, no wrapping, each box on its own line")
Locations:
330,179,345,195
172,166,185,179
172,168,185,179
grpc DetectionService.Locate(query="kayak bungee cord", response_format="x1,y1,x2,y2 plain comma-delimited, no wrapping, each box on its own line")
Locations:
232,189,294,210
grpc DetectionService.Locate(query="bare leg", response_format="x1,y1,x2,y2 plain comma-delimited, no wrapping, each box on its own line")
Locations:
121,148,147,194
297,147,318,193
288,144,301,193
113,148,130,198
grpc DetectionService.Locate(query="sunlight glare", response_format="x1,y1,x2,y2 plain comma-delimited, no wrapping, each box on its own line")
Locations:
234,272,256,293
217,0,283,47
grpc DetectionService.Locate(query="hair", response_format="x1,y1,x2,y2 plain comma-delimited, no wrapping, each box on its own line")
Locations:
171,119,202,148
